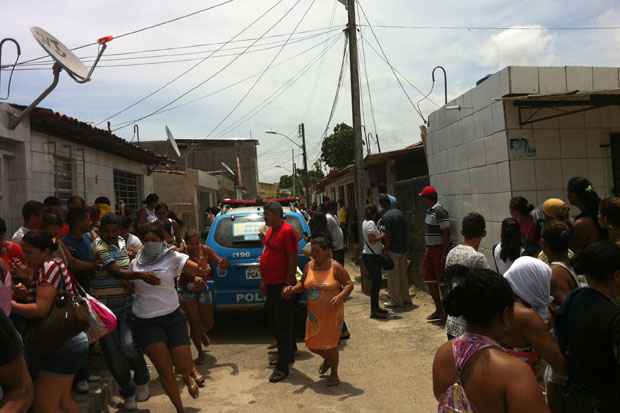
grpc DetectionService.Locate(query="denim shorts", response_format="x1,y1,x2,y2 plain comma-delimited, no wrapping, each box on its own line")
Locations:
131,308,190,351
37,332,88,376
179,283,212,305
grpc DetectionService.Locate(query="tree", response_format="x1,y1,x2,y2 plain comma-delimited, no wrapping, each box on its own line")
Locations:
321,123,354,169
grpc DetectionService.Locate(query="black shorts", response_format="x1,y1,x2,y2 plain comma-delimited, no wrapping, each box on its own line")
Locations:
131,308,190,351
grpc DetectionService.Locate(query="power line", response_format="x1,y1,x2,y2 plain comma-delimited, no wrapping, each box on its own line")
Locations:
12,29,341,71
203,0,317,139
156,34,341,117
359,21,379,149
110,0,304,132
18,27,342,66
320,38,348,141
98,0,286,126
363,24,620,31
357,1,426,123
109,33,340,131
5,0,237,68
216,34,341,138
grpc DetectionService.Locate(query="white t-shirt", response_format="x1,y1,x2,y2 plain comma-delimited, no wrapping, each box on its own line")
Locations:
130,251,189,319
326,213,345,251
145,208,158,224
492,244,524,275
126,233,143,251
11,226,30,242
362,220,383,255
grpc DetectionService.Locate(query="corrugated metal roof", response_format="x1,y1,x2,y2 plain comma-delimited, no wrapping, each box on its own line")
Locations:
10,104,167,165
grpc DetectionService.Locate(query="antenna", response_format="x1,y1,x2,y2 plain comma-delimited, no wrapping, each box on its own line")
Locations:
0,38,21,100
165,125,181,158
6,27,112,129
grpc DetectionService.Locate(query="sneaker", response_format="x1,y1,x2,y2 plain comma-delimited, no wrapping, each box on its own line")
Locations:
87,374,101,383
123,395,137,411
370,311,389,320
383,302,402,309
135,384,150,402
75,380,89,394
269,369,289,383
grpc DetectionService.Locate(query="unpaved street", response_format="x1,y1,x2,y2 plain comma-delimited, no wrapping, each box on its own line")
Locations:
138,271,445,413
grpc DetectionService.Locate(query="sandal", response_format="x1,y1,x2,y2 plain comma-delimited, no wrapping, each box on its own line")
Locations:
319,361,331,376
184,377,200,399
192,370,206,387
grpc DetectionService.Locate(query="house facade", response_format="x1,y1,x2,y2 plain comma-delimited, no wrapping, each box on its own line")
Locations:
426,66,620,257
0,104,165,232
140,138,259,199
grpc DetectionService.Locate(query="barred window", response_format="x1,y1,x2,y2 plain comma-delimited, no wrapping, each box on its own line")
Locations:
54,155,73,202
113,170,143,214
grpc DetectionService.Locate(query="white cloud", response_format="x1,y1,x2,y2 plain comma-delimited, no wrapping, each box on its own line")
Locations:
479,26,556,68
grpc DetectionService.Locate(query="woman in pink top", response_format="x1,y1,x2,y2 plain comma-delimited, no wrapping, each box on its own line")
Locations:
433,265,548,413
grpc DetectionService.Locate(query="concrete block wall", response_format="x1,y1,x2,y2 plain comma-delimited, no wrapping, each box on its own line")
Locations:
427,68,511,257
427,65,620,261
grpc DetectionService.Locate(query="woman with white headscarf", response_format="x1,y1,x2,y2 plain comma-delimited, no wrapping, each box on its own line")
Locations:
502,257,566,375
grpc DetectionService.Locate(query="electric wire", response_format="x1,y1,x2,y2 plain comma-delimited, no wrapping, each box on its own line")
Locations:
203,0,316,140
16,27,342,67
363,24,620,31
98,0,286,126
320,38,348,141
3,0,237,69
356,1,426,123
11,29,342,71
155,33,341,117
110,0,306,132
359,19,379,150
215,34,341,138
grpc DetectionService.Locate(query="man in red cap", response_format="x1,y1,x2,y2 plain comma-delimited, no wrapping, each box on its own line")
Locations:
419,185,450,322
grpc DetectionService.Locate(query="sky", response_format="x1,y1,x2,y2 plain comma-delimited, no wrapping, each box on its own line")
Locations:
2,0,620,183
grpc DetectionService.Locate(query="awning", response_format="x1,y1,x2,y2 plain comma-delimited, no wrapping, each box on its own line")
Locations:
502,89,620,126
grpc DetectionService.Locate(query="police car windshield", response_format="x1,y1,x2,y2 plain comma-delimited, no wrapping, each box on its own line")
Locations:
214,214,303,249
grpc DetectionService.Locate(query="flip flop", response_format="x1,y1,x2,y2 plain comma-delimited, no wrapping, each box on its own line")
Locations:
184,378,200,399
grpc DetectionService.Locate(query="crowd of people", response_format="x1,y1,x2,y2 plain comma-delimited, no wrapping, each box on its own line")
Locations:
428,176,620,413
1,173,619,412
0,193,225,413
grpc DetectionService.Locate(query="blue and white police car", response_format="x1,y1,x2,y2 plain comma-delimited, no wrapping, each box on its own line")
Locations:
205,199,311,311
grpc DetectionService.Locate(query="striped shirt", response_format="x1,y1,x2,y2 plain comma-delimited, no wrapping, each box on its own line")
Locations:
37,258,76,295
424,203,450,247
91,236,130,299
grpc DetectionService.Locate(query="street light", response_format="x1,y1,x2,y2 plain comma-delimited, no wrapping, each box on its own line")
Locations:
265,130,302,149
265,126,310,208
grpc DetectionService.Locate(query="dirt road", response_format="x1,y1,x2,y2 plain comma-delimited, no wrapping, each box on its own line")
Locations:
137,277,446,413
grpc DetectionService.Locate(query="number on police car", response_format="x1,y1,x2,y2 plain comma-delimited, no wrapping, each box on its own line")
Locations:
232,251,250,259
245,267,260,280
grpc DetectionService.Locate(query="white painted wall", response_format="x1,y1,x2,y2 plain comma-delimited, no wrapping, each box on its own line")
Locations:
426,66,620,259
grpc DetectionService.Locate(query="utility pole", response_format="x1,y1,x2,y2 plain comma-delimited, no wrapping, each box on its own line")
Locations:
346,0,366,246
291,148,296,197
299,123,310,208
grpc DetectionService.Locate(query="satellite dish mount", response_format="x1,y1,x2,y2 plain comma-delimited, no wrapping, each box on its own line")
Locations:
7,27,112,129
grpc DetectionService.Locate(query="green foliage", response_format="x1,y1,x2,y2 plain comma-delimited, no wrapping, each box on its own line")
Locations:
321,123,354,169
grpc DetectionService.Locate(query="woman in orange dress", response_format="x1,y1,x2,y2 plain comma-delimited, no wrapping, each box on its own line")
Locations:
284,237,354,386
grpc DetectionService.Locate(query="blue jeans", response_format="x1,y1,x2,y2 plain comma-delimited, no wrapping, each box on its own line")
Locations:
99,297,150,398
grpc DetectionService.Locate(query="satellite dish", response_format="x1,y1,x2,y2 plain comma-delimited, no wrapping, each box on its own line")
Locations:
165,125,181,158
31,27,89,81
221,162,236,177
6,27,111,129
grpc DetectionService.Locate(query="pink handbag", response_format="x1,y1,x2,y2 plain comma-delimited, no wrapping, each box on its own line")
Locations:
78,285,118,343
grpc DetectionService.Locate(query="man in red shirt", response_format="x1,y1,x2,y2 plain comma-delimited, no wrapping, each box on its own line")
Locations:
259,202,298,383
